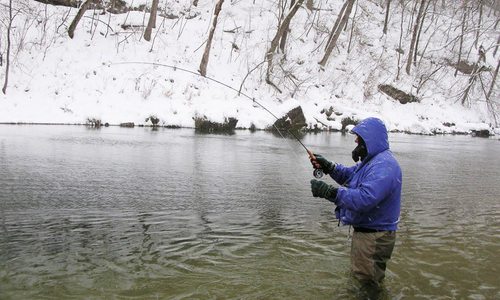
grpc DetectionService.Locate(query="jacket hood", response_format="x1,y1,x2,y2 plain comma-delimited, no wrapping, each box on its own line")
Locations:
351,117,389,159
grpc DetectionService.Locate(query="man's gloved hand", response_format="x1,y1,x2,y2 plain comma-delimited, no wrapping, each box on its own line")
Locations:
310,179,338,200
310,154,335,174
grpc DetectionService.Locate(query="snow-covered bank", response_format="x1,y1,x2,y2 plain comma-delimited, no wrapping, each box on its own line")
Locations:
0,0,498,135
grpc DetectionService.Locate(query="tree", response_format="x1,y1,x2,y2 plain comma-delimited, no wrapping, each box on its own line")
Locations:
494,33,499,57
405,0,426,74
68,0,96,39
306,0,314,10
455,0,468,77
2,0,13,94
461,46,487,106
475,0,483,48
318,0,355,67
413,0,431,67
265,0,304,90
486,59,499,103
144,0,159,42
199,0,224,77
383,0,392,34
396,0,407,80
279,0,296,53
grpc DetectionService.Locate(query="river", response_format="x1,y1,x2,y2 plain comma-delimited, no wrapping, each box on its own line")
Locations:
1,125,499,299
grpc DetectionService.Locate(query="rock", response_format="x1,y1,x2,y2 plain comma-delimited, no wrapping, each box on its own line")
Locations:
271,106,307,131
86,118,102,128
33,0,79,8
378,84,419,104
341,117,359,131
471,129,490,137
194,116,238,133
120,122,134,128
145,116,160,127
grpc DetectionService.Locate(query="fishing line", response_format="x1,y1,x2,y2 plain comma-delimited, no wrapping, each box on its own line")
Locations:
111,61,324,178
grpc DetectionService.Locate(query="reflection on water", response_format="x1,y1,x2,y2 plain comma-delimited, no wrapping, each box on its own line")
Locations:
0,126,499,299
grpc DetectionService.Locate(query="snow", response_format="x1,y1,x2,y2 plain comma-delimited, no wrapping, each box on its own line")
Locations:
0,0,498,135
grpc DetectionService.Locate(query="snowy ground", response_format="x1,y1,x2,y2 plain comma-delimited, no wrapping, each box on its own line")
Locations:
0,0,498,135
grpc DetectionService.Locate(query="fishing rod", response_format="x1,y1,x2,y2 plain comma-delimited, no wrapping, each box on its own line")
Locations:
112,61,324,178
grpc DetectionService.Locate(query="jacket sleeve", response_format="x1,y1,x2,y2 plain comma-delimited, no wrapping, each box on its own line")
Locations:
335,161,397,213
330,163,356,186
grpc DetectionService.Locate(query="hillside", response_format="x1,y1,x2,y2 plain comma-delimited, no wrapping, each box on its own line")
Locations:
0,0,498,135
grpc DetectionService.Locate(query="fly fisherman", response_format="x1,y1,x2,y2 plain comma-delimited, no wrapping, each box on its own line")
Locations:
309,117,402,289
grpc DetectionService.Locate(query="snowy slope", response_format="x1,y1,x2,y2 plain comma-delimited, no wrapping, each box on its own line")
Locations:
0,0,498,135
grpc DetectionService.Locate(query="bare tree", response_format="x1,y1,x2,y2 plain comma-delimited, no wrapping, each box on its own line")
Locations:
461,46,487,105
413,0,431,67
479,58,499,127
279,0,296,54
318,0,355,67
265,0,304,89
396,1,407,80
68,0,96,39
487,58,499,101
347,0,359,53
144,0,159,41
383,0,392,34
494,33,499,57
306,0,314,10
475,0,483,48
2,0,13,94
406,0,426,74
199,0,224,77
455,1,468,77
324,0,348,50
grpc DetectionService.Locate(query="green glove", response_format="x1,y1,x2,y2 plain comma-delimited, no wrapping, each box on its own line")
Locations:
310,179,338,201
311,154,335,174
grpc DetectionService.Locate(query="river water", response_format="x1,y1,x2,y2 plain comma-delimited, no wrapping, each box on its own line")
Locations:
0,126,499,299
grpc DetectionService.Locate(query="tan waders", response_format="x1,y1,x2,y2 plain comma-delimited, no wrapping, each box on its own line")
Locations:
350,229,396,284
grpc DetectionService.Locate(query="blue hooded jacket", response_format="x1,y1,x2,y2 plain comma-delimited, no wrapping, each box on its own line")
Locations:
330,117,402,231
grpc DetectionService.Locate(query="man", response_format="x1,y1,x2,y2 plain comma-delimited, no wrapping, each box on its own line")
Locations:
309,117,402,286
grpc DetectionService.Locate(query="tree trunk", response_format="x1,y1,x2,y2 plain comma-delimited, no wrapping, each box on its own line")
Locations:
475,0,483,48
318,0,355,67
2,0,12,94
347,0,358,53
461,47,486,106
144,0,159,41
487,59,499,100
455,2,468,77
306,0,314,10
383,0,391,34
199,0,224,77
265,0,303,86
406,0,426,75
68,0,95,39
325,0,348,50
413,0,431,66
494,34,500,57
396,1,406,80
279,0,296,53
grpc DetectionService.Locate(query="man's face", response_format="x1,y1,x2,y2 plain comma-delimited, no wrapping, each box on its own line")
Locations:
352,134,367,162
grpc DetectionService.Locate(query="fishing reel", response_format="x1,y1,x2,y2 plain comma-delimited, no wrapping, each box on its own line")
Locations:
313,168,324,179
308,150,325,179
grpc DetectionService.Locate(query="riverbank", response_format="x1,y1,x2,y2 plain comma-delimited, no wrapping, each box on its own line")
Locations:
1,121,498,138
0,1,498,135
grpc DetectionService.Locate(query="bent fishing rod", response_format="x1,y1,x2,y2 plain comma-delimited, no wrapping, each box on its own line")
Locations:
112,61,324,178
